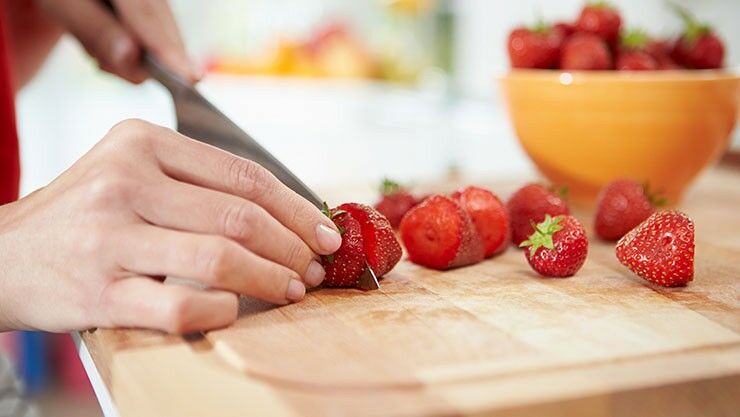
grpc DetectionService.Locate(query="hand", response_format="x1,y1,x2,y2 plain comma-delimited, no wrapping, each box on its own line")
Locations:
36,0,199,83
0,120,342,334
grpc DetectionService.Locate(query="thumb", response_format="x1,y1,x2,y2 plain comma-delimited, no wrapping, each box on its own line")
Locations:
38,0,148,83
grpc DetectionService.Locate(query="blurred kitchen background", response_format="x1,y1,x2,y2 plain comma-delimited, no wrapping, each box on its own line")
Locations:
1,0,738,415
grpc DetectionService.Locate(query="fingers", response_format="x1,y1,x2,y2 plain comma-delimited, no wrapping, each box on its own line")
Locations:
116,225,307,305
112,0,200,82
134,178,325,287
144,125,343,256
100,277,238,334
38,0,148,83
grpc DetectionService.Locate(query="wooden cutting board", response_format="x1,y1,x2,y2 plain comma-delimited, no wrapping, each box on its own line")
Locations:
82,167,740,417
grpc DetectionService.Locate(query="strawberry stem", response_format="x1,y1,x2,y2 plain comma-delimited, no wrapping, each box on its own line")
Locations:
519,214,565,257
668,1,710,43
642,182,668,207
380,178,403,196
621,29,651,50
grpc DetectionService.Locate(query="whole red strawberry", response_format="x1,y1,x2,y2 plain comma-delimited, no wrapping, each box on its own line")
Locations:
595,179,664,241
575,2,622,46
321,206,367,287
560,33,612,70
616,30,658,71
616,50,657,70
507,24,563,69
669,5,724,69
338,203,401,277
373,179,419,229
553,21,576,38
616,211,694,287
507,183,570,246
520,215,588,278
400,195,484,270
451,186,509,257
645,39,681,69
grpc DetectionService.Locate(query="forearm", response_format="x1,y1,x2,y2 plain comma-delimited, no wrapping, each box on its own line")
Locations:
3,0,63,92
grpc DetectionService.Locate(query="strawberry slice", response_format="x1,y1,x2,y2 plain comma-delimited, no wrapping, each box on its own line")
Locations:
616,210,695,287
321,206,367,287
338,203,401,277
399,195,484,270
451,186,510,258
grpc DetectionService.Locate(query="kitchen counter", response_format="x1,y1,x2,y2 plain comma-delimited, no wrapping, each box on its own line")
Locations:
76,164,740,417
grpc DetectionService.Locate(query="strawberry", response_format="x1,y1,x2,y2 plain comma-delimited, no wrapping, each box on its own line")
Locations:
520,215,588,278
575,2,622,46
616,30,658,71
595,179,664,241
399,195,484,270
338,202,402,277
553,21,576,38
507,183,570,246
507,24,563,69
560,33,613,70
451,186,509,257
373,179,419,229
321,205,367,287
669,4,724,69
645,39,681,69
616,210,694,287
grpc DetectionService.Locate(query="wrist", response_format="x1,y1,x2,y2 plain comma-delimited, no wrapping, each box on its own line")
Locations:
0,201,23,331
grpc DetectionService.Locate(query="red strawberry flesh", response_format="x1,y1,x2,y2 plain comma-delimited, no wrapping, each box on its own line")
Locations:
400,195,484,270
338,203,402,277
451,186,509,257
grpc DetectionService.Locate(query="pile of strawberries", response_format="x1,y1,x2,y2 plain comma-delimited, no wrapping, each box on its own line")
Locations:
508,2,725,71
320,178,695,290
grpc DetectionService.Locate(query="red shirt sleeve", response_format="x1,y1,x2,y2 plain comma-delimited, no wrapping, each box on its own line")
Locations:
0,2,20,205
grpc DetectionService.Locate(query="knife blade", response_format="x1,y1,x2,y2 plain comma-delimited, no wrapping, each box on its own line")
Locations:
143,55,381,291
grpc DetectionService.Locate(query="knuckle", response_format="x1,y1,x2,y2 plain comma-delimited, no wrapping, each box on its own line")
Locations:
104,119,152,149
285,240,310,271
162,293,191,334
221,203,257,242
82,168,135,208
197,239,235,286
227,158,272,199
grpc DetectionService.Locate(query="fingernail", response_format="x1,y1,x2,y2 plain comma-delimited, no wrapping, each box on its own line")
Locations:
286,279,306,302
304,261,325,287
316,224,342,253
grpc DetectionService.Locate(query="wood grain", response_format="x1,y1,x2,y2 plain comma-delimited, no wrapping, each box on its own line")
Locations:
82,167,740,417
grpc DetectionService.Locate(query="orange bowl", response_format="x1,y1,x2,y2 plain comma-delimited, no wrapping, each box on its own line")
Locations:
500,70,740,205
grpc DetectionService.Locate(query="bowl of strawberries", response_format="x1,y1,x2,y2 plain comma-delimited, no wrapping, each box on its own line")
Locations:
500,2,740,204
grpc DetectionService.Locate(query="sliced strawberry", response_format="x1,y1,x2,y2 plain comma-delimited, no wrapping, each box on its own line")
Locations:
321,206,367,287
451,186,509,257
507,183,570,246
338,203,401,277
399,195,484,270
616,210,694,287
520,215,588,277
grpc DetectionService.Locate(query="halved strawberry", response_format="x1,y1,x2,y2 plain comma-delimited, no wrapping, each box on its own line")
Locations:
399,195,484,270
338,203,401,277
321,205,367,287
616,210,694,287
451,186,509,257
